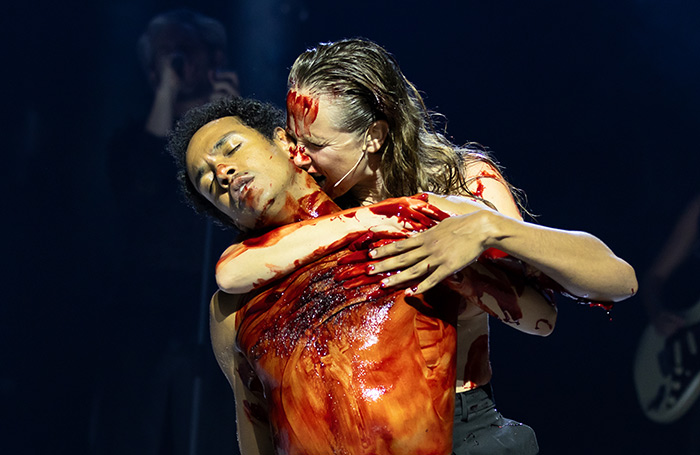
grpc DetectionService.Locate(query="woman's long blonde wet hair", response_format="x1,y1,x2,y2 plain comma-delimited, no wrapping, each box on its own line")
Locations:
288,38,525,210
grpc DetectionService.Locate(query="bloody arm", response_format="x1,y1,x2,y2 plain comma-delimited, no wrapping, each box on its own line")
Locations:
210,291,274,455
215,195,447,294
369,164,638,302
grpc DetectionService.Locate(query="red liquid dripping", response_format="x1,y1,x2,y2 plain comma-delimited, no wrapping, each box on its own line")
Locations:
286,90,319,137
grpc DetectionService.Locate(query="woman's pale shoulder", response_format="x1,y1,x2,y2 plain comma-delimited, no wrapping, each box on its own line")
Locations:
462,156,505,181
459,152,523,218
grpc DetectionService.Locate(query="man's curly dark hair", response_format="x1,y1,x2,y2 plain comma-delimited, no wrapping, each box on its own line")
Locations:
167,96,286,228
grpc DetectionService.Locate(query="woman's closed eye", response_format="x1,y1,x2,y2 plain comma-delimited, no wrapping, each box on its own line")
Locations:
304,141,327,151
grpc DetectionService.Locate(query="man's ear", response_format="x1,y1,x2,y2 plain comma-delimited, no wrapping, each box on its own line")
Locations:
274,127,294,154
364,120,389,153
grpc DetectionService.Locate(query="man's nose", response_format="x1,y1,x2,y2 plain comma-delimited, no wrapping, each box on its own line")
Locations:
216,163,235,186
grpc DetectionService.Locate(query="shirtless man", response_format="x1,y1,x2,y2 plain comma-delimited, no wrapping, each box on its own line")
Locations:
168,96,557,454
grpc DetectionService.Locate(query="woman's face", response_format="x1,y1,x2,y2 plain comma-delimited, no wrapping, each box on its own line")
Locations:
286,89,377,200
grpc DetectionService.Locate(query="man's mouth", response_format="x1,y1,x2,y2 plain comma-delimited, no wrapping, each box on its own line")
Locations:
231,175,255,202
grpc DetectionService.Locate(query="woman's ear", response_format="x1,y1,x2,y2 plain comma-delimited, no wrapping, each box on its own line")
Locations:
364,120,389,153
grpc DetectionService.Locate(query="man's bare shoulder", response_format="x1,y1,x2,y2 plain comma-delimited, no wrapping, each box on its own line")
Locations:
210,290,247,351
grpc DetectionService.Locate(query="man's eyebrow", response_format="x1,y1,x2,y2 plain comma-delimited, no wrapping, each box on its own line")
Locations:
213,132,238,153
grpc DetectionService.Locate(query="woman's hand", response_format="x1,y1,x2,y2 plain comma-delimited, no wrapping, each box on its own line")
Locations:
368,210,498,295
369,200,637,302
353,194,450,236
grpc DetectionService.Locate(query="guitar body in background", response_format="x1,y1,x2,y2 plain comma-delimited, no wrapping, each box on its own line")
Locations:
634,298,700,423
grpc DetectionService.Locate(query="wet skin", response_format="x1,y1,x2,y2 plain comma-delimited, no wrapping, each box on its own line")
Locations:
188,116,557,454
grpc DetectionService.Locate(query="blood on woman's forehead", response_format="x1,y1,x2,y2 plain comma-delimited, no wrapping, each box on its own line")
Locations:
286,90,319,137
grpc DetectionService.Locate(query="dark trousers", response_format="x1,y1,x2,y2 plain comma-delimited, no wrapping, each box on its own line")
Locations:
452,385,539,455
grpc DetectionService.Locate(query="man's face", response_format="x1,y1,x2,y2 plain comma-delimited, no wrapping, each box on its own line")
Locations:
186,116,297,230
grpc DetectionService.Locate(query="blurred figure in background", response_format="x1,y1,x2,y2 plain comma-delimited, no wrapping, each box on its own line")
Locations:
92,9,239,455
636,192,700,455
642,193,700,336
139,8,239,138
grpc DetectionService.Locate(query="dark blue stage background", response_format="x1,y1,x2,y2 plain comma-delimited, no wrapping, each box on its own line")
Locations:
4,0,700,453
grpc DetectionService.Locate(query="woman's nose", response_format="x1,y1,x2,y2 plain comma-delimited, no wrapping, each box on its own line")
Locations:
291,147,312,169
216,163,235,185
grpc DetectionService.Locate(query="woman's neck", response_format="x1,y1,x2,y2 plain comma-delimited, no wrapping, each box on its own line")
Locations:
349,167,384,206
